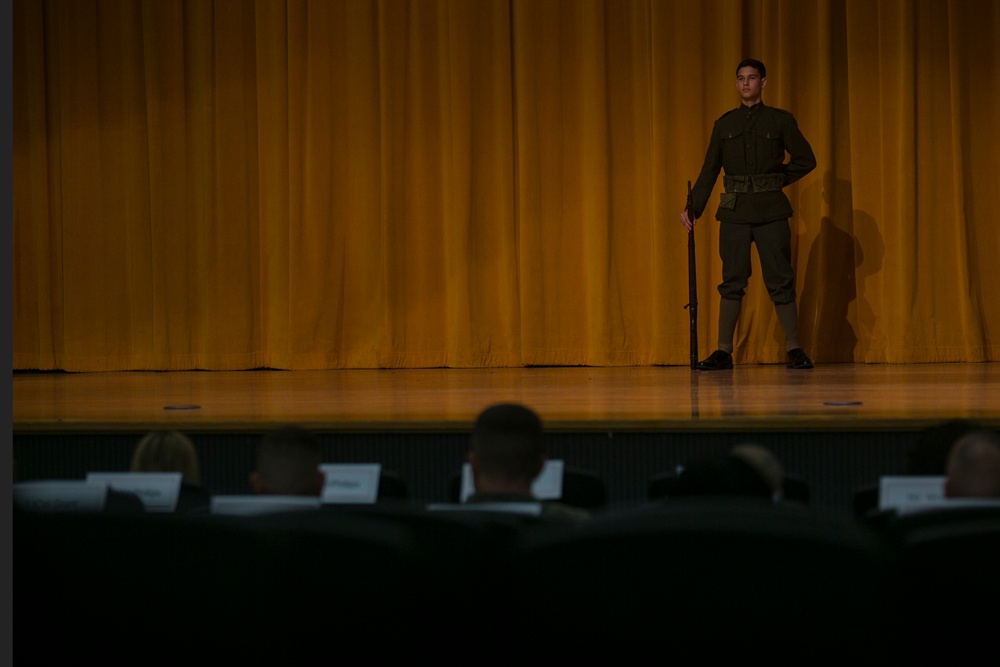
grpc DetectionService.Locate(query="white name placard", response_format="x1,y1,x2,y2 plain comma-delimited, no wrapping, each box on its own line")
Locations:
14,481,108,513
86,472,183,513
210,495,322,516
460,459,564,503
319,463,382,504
878,476,947,512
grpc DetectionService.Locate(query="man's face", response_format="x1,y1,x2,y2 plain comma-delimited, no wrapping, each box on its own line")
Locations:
736,66,766,105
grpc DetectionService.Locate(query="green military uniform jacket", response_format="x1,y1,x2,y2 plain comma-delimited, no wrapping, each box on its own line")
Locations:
689,102,816,223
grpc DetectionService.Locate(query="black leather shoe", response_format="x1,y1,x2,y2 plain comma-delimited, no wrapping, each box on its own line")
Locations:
786,348,814,369
697,349,733,370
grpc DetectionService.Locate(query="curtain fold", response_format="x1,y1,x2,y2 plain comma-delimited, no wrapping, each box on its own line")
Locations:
13,0,1000,370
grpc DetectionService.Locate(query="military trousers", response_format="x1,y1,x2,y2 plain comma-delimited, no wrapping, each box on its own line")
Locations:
717,219,795,304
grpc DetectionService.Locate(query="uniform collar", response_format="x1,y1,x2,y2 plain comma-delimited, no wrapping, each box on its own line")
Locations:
741,101,765,116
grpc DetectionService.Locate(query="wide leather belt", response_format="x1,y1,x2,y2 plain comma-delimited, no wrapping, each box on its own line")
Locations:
724,173,784,193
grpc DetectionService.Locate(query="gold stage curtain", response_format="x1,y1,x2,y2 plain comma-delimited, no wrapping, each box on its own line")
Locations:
13,0,1000,370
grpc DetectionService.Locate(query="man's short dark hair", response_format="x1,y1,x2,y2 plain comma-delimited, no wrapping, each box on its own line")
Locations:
737,58,766,79
946,429,1000,498
471,403,544,483
255,425,323,496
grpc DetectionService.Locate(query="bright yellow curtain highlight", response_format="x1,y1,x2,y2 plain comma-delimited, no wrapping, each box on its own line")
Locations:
13,0,1000,370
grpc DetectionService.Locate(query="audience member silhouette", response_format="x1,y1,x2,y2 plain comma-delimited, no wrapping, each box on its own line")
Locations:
944,429,1000,499
669,446,780,500
131,430,210,513
851,419,983,519
250,426,324,497
466,403,589,520
132,430,202,484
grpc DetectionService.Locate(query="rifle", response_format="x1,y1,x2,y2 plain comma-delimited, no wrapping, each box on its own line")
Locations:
685,181,698,370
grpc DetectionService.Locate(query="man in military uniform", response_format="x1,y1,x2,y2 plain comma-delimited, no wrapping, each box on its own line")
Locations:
680,58,816,370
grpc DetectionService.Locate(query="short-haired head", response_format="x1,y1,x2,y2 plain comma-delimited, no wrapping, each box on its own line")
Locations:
469,403,545,492
945,430,1000,498
737,58,766,79
131,430,201,485
251,425,324,496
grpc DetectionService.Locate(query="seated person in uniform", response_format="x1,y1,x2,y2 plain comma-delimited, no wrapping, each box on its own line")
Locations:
466,403,589,520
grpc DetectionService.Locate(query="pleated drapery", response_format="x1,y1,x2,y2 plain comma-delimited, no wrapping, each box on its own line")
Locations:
13,0,1000,370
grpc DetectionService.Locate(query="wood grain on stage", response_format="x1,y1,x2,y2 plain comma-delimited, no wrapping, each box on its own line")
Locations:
14,363,1000,434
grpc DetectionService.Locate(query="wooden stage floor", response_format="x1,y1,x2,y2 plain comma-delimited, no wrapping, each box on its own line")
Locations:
13,363,1000,434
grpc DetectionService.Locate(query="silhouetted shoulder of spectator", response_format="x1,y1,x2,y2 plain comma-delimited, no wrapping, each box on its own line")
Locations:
945,429,1000,499
104,488,146,515
175,483,212,515
671,453,773,500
